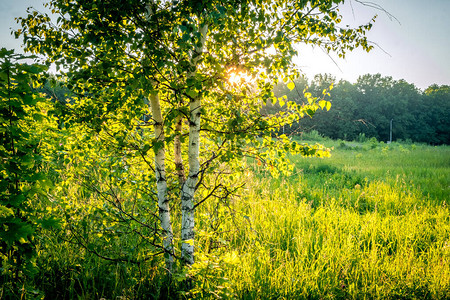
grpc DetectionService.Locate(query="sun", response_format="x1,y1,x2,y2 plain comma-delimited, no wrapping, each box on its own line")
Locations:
227,68,254,86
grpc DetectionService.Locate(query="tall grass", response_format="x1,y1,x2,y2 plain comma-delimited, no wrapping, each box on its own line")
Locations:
216,142,450,299
17,141,449,299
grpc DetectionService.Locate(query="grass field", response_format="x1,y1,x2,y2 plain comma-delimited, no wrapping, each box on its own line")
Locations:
9,140,449,299
215,140,450,299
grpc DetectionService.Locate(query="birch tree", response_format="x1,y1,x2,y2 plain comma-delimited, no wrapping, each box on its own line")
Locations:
17,0,375,271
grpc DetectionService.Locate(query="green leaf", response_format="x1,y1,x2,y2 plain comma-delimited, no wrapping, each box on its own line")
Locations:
287,81,295,91
184,239,194,246
142,143,151,154
186,89,198,99
37,216,61,229
319,100,326,109
0,205,14,218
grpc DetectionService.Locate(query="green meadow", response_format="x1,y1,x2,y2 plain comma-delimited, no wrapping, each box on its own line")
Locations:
21,140,449,299
219,140,449,299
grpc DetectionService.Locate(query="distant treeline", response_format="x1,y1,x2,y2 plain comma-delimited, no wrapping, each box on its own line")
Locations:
43,73,449,145
272,73,450,145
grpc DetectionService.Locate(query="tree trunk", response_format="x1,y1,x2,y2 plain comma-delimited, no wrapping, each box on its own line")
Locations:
180,23,208,265
149,91,174,271
145,0,174,272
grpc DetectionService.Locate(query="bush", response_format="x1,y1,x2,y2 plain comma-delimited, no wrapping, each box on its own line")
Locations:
301,130,325,141
369,137,378,149
357,133,367,143
0,48,53,298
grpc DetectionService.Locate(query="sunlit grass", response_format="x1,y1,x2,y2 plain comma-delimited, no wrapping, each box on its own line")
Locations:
213,141,450,299
26,141,449,299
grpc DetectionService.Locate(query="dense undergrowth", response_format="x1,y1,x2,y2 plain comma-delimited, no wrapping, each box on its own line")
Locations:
2,140,449,299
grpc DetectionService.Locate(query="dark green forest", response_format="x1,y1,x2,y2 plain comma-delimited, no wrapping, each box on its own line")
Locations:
272,73,450,144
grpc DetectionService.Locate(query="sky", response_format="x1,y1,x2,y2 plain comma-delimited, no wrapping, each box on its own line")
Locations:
295,0,450,90
1,0,449,90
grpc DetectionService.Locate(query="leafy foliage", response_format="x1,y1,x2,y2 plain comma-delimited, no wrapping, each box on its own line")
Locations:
0,48,55,297
15,0,377,273
10,0,386,295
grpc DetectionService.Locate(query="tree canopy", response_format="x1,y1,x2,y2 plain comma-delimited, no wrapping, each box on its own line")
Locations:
15,0,377,276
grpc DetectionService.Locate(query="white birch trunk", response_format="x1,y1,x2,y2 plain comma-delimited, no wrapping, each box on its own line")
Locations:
180,100,200,265
180,23,208,265
145,0,174,272
150,91,174,271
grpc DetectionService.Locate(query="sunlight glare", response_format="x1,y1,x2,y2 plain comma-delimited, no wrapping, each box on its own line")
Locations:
228,68,254,86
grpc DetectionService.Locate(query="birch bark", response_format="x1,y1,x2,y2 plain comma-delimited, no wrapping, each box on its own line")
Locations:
144,1,174,271
149,91,174,271
180,23,208,265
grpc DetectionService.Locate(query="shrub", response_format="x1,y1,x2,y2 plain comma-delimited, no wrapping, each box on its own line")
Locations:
357,133,367,143
301,130,325,141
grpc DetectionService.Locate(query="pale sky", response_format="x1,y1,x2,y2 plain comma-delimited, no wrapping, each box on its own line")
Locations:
1,0,449,90
295,0,450,90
